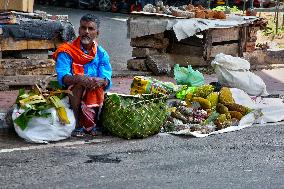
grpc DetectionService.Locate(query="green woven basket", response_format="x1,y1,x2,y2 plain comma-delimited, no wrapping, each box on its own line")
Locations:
101,93,168,139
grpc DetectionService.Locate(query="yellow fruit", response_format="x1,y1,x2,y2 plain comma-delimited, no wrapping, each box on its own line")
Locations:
192,97,211,109
57,107,70,124
219,87,235,105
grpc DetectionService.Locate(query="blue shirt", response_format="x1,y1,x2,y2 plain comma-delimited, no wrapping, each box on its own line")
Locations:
55,45,112,90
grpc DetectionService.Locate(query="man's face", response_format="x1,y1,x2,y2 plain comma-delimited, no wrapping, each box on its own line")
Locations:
79,20,98,45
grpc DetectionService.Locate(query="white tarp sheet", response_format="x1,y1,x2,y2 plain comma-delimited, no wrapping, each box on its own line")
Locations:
167,15,258,41
170,88,284,138
128,14,259,39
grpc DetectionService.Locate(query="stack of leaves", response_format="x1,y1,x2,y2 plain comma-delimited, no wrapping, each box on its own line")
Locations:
14,81,72,130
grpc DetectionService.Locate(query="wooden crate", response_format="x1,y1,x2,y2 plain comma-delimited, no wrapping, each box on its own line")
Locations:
0,59,56,90
0,0,34,13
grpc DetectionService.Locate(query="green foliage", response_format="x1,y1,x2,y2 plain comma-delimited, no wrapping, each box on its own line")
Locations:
262,18,284,36
14,103,51,130
14,82,69,130
212,6,241,13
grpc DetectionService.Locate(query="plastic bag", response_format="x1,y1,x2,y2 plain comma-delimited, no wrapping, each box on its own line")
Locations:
12,97,76,143
174,64,204,86
130,76,182,95
211,53,268,96
176,86,197,100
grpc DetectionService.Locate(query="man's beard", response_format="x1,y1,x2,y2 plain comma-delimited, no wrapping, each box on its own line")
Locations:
81,36,93,45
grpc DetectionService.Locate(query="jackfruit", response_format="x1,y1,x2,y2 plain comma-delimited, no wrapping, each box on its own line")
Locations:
219,87,235,105
226,103,250,115
191,97,211,109
229,111,244,120
206,92,219,108
193,85,214,98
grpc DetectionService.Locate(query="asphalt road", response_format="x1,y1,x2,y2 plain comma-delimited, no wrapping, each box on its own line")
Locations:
0,5,283,189
0,124,283,189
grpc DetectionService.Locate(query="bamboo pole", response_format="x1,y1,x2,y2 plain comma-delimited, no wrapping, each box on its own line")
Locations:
243,0,246,14
275,0,280,34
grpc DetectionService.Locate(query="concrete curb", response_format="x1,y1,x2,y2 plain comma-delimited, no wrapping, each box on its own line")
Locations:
0,110,9,129
112,70,153,77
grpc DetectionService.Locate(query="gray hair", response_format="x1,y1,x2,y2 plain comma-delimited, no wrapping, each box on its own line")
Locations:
80,14,100,30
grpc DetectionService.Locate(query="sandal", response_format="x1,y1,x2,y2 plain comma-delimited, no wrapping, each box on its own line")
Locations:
89,127,102,136
71,128,86,137
89,127,98,136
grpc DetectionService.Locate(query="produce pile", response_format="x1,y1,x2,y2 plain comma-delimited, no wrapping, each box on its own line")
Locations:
130,74,251,135
142,1,226,19
14,81,71,130
163,85,251,134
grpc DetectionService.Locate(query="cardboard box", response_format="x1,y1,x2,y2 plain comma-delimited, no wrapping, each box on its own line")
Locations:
0,0,34,13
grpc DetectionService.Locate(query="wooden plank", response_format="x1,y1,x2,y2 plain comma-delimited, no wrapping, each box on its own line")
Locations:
0,58,55,76
203,30,212,60
211,27,240,43
238,26,246,57
255,6,284,12
0,75,56,86
0,37,56,51
210,43,239,57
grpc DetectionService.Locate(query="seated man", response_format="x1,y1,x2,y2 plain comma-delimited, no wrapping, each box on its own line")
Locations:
53,14,112,137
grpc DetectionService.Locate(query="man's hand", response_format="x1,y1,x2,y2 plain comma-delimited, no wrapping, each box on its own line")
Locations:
91,77,107,89
63,75,107,89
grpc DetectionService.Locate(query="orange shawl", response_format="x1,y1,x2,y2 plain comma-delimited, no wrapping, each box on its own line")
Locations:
53,37,104,107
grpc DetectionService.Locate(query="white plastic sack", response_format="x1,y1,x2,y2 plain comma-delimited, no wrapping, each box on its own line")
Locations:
12,97,76,143
211,53,268,96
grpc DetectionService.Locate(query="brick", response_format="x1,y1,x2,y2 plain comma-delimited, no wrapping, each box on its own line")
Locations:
245,42,256,52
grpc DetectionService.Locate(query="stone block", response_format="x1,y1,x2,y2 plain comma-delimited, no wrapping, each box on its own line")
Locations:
127,58,148,71
167,54,208,67
132,48,159,58
130,37,169,49
146,54,172,75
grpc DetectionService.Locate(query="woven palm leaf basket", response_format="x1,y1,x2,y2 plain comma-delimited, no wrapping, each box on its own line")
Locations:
101,93,168,139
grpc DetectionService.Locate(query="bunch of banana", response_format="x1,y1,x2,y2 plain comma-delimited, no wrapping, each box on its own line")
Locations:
19,95,46,108
49,96,70,124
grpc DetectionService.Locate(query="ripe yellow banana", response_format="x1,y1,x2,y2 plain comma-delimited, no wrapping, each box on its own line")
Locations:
49,96,70,124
